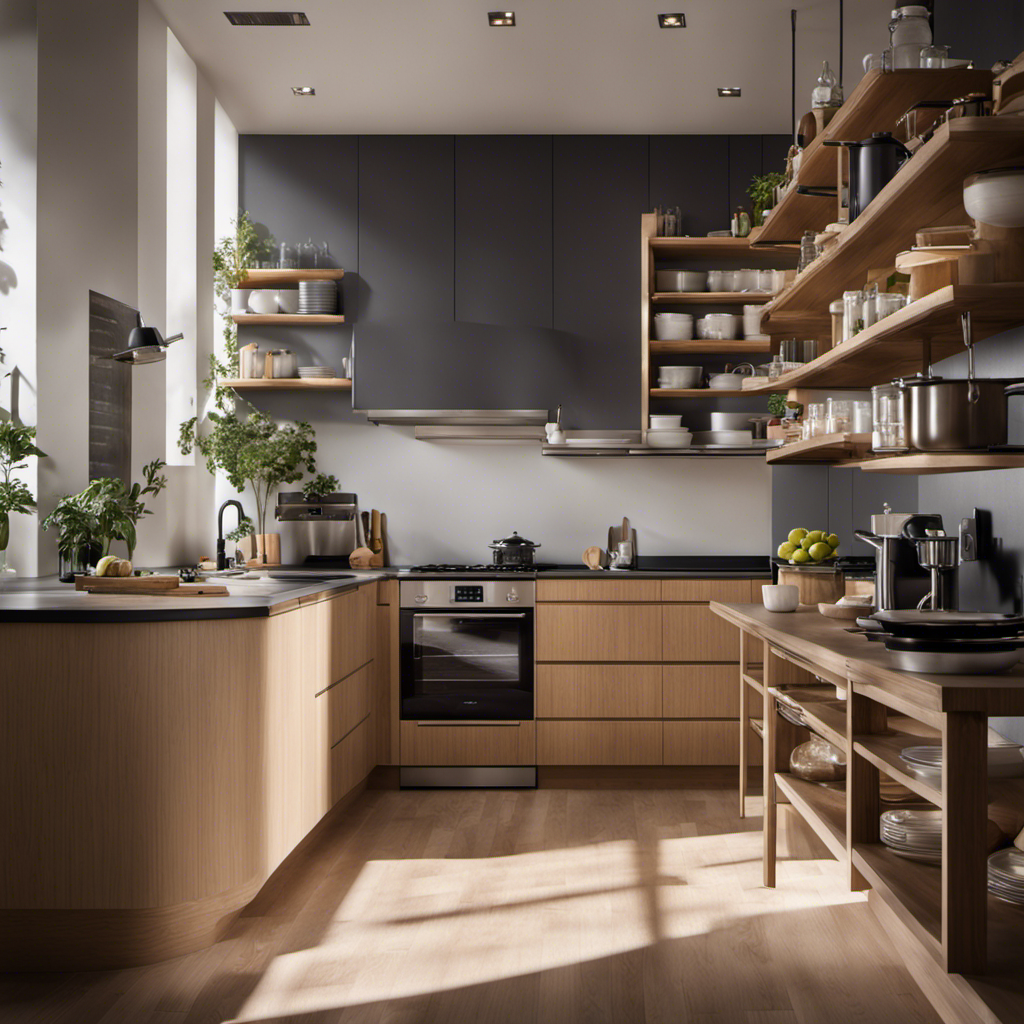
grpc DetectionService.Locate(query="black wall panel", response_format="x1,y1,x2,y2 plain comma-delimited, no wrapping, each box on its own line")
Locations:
649,135,729,238
455,136,553,328
728,135,763,221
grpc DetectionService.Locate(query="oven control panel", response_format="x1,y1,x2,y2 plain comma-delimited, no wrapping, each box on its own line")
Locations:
400,580,536,609
453,585,484,603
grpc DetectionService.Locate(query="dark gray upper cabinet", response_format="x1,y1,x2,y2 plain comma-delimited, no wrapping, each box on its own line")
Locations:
358,136,455,323
455,136,552,329
728,135,762,221
649,135,729,238
553,136,648,429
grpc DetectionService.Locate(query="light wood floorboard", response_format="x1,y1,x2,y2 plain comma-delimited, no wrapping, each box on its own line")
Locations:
0,775,940,1024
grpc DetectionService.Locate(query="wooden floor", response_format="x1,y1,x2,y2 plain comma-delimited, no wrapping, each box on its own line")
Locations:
0,771,941,1024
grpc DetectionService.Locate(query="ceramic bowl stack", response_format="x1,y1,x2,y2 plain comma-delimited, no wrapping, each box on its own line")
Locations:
880,808,942,863
988,848,1024,905
297,366,336,380
653,313,694,341
658,365,702,389
898,737,1024,782
298,280,337,315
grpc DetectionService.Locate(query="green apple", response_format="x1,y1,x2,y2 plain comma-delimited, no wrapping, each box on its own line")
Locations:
801,536,817,550
790,549,811,564
805,530,825,545
788,528,808,545
809,542,832,562
777,541,798,559
827,533,840,549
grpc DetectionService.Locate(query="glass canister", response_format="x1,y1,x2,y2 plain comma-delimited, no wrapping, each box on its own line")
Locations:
890,5,932,69
826,398,852,434
830,299,845,348
843,290,866,340
852,400,873,433
875,292,907,320
872,383,906,450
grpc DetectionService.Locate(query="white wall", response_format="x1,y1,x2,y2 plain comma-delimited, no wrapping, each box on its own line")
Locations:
0,0,39,574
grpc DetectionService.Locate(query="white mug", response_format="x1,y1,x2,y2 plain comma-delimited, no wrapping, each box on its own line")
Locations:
617,540,634,567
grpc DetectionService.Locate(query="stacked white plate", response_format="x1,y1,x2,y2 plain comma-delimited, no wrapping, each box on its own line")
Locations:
899,739,1024,782
298,280,337,314
988,848,1024,905
298,366,336,379
880,808,942,864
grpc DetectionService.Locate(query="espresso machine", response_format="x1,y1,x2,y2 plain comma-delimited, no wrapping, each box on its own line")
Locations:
855,507,941,611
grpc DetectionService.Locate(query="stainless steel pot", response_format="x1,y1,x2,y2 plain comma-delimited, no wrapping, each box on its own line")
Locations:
489,531,540,566
900,376,1024,450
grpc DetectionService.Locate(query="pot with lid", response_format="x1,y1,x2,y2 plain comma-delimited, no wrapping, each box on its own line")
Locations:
490,531,541,566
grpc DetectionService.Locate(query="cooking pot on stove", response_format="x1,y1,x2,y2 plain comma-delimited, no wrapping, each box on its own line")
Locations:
489,531,541,566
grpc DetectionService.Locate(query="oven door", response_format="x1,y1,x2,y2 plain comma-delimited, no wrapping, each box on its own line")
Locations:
400,610,534,721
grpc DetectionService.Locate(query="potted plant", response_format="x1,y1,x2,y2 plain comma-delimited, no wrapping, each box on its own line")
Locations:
301,472,340,502
0,421,46,578
179,410,317,565
748,171,787,227
213,211,271,316
41,494,102,579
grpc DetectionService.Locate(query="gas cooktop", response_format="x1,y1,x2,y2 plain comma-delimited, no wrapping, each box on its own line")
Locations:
406,563,545,574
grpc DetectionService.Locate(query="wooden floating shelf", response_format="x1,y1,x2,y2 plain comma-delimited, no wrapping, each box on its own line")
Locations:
765,432,873,465
649,339,772,354
742,284,1024,392
854,734,943,806
648,235,798,263
221,378,352,391
649,388,752,398
854,452,1024,475
761,117,1024,328
650,291,775,305
753,68,995,245
232,314,345,325
774,772,847,862
240,268,344,286
742,669,765,695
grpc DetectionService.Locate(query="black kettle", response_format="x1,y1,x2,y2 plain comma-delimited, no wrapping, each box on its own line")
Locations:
824,132,912,221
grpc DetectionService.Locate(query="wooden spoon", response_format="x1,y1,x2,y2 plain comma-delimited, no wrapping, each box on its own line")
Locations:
582,546,604,570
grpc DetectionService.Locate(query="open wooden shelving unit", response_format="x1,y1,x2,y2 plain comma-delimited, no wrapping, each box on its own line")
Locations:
239,268,345,286
650,339,772,355
220,378,352,391
231,313,345,325
765,431,872,465
854,452,1024,474
648,387,751,398
752,67,995,245
650,291,774,305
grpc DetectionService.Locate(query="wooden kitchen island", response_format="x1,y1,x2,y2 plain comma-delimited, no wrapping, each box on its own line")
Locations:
711,601,1024,1024
0,575,385,969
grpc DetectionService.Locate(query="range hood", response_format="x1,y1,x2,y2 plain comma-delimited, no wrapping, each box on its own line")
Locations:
366,409,548,426
414,424,545,444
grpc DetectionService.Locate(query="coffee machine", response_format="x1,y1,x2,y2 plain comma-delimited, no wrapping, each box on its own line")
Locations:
855,507,940,611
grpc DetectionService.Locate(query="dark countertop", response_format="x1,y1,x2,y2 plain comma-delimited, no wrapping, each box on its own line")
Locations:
0,571,386,623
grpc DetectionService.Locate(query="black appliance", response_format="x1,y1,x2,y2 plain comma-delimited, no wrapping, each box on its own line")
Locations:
399,578,536,788
824,133,912,221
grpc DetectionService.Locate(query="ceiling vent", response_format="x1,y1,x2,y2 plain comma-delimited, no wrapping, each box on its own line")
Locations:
223,12,310,26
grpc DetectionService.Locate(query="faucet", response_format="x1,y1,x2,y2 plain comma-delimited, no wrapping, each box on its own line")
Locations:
217,500,246,571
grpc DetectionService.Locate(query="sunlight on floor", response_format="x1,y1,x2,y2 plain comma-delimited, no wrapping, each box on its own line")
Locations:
232,824,867,1023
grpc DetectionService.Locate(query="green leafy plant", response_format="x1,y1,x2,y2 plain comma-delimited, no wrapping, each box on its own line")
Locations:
41,494,100,563
766,393,789,418
748,171,786,227
0,421,46,553
226,516,255,544
179,410,317,562
302,472,340,501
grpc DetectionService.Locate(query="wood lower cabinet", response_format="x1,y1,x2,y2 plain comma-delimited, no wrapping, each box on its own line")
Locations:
536,579,662,602
321,662,373,748
663,664,739,718
330,714,374,803
664,720,760,765
536,664,662,718
663,604,743,662
400,721,537,766
661,579,754,603
536,603,662,662
537,720,662,766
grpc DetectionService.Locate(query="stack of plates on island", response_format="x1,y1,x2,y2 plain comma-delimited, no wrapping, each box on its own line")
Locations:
298,280,337,314
988,848,1024,905
298,366,335,379
899,736,1024,783
880,808,943,863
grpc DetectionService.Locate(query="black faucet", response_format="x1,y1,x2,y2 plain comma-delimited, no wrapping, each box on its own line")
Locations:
217,500,246,570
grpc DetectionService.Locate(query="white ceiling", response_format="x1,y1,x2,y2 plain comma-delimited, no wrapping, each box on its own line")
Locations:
152,0,894,135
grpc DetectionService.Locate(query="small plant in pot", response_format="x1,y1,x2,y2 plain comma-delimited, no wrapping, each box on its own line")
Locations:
213,211,272,317
301,473,340,502
179,409,317,566
0,421,47,578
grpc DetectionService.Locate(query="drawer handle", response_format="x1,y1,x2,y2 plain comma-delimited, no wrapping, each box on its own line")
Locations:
415,721,522,727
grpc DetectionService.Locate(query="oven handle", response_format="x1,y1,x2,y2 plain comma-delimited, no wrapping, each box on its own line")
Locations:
414,721,522,727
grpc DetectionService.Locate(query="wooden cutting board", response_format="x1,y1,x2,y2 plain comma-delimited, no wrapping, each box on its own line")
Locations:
76,575,180,593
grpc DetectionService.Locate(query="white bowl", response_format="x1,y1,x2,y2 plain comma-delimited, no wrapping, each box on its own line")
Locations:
276,289,299,314
710,411,757,431
646,430,693,448
650,415,683,429
701,313,740,339
763,584,799,612
248,290,279,314
708,373,746,390
964,168,1024,228
654,311,694,321
658,366,703,389
653,318,694,341
656,270,708,292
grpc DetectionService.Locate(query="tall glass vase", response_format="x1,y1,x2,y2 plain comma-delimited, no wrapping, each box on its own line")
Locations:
0,548,15,582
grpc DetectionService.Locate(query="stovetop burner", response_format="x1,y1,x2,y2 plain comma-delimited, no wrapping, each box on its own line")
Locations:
408,563,533,573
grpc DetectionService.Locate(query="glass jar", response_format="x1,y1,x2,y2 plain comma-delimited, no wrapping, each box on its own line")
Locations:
826,398,852,434
806,402,827,438
920,44,950,68
872,383,906,451
830,299,845,348
890,5,932,69
862,286,879,333
843,290,866,340
799,231,819,272
812,60,842,107
875,292,907,320
852,400,873,434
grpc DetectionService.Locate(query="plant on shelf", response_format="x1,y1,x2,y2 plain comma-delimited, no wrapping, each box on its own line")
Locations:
41,494,101,576
766,393,789,419
302,472,340,501
0,420,46,576
748,172,787,227
179,410,317,564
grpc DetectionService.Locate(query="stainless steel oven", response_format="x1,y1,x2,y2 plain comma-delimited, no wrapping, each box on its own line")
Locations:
399,578,535,787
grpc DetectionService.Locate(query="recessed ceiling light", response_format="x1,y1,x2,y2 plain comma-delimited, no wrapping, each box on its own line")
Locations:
224,11,310,26
488,11,515,26
717,87,742,97
657,13,686,28
292,86,315,96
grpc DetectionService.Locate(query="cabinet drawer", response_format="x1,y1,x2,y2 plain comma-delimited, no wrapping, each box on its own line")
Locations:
400,721,536,766
537,579,662,602
537,665,662,719
664,720,759,765
663,665,739,718
661,578,755,603
320,663,373,747
536,604,662,662
330,714,374,804
537,720,662,765
663,604,741,662
330,584,375,684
